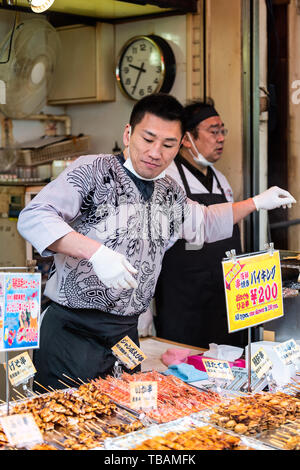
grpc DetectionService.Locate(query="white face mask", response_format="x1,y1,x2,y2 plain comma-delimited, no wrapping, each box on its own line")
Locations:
124,126,166,181
186,132,214,168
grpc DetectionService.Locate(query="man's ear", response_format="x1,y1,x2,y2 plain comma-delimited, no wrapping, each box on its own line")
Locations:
182,132,192,149
123,124,131,146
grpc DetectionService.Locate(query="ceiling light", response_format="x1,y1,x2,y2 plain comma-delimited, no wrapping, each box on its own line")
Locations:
27,0,55,13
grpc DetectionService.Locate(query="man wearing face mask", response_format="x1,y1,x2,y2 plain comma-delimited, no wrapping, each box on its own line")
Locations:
155,99,256,347
17,94,296,389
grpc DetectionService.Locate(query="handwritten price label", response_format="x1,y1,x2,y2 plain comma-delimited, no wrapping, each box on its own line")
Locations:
0,413,43,448
130,381,157,411
202,358,234,381
274,339,300,365
251,348,273,379
5,351,36,387
111,336,146,370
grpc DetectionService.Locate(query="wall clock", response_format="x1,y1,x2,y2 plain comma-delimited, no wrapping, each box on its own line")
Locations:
116,35,176,100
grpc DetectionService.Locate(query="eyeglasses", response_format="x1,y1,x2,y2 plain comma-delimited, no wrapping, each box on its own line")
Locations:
202,128,228,138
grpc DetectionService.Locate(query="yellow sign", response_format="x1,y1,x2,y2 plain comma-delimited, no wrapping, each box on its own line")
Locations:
129,381,157,410
111,336,147,370
222,250,283,333
202,358,234,381
4,351,36,387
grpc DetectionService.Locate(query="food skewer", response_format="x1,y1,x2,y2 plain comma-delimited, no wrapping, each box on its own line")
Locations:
33,381,53,394
62,374,82,386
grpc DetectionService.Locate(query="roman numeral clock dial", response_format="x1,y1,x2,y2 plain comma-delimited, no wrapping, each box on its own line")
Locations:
116,35,176,100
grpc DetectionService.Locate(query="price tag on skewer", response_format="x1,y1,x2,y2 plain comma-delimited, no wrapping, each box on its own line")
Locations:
202,358,234,381
0,413,43,449
111,336,146,370
129,381,157,411
251,347,273,379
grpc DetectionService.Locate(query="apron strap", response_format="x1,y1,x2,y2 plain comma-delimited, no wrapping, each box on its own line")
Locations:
175,155,227,201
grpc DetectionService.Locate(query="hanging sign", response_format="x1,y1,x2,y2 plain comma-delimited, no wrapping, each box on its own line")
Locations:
222,250,283,333
274,339,300,365
251,347,273,379
129,381,157,411
202,358,234,381
111,336,147,370
0,272,41,351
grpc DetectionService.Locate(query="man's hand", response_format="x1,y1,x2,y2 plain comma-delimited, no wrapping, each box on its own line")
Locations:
253,186,296,211
89,245,138,289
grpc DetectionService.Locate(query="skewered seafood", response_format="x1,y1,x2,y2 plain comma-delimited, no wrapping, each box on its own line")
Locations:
93,371,221,423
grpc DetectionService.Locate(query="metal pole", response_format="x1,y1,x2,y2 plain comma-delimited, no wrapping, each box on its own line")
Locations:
5,351,9,415
247,327,252,393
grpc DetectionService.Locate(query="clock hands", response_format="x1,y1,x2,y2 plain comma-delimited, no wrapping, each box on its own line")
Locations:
129,63,146,73
131,62,146,95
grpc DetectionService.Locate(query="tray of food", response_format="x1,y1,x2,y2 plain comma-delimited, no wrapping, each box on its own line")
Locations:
192,391,300,443
257,417,300,450
92,370,222,424
104,415,272,450
0,382,144,450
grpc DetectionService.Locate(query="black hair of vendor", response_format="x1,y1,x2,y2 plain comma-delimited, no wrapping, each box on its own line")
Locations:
129,93,185,136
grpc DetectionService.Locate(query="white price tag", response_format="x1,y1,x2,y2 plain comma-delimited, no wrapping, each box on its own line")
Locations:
251,347,273,379
274,339,300,365
129,381,157,411
0,413,43,448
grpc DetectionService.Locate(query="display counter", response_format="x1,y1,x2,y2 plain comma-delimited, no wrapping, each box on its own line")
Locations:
0,336,299,451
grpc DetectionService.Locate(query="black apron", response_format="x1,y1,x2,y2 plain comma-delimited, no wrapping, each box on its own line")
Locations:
33,302,140,391
155,156,247,349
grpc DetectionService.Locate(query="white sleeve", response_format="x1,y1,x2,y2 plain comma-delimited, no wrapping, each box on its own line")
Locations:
17,155,98,257
181,199,234,248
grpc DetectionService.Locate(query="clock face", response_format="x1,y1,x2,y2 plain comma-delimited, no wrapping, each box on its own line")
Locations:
116,36,173,100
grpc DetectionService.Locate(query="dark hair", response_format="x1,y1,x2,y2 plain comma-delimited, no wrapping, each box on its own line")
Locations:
184,98,218,138
129,93,185,135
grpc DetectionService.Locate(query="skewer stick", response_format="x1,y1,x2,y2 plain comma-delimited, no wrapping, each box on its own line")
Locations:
57,379,72,389
12,388,26,400
77,377,87,384
33,381,53,393
62,374,81,386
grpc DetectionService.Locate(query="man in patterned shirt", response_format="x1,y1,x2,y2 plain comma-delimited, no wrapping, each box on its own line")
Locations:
17,93,295,389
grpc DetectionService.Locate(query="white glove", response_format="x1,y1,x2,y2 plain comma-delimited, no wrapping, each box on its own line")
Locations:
89,245,138,289
138,308,154,337
253,186,296,211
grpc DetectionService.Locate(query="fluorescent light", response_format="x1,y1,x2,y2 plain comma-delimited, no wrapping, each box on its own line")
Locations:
28,0,55,13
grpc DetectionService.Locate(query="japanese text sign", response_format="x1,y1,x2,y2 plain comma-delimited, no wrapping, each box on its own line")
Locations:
111,336,146,370
6,352,36,387
0,272,41,351
251,348,273,379
0,413,43,448
129,381,157,410
222,250,283,333
202,358,234,381
274,339,300,365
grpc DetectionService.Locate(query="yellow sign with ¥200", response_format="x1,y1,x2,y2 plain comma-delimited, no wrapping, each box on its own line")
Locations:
222,250,284,333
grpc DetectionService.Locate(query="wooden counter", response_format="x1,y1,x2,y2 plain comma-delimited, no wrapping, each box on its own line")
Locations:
140,336,206,372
